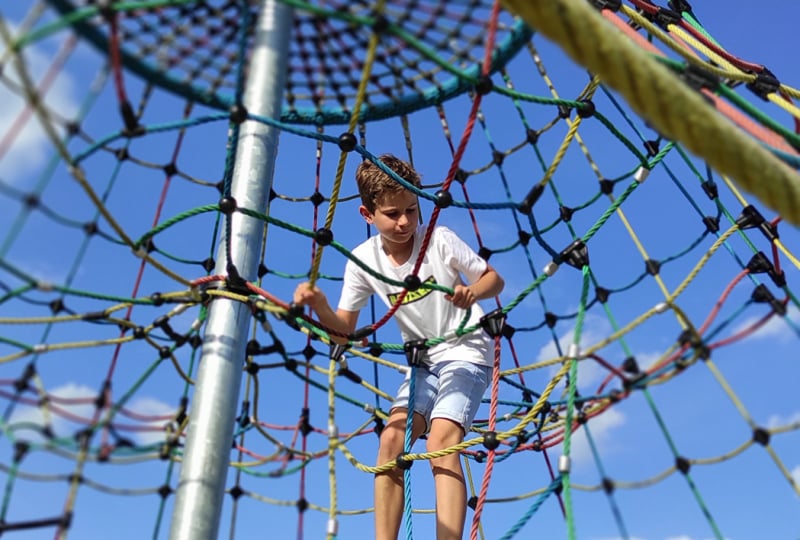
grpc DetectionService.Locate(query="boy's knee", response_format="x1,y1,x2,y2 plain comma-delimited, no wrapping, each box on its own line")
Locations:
378,425,406,457
426,418,464,453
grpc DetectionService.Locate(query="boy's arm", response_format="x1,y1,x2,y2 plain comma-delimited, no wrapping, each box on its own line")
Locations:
294,282,360,344
446,264,504,309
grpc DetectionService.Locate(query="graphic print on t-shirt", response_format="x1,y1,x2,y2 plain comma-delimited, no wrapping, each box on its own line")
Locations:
386,275,436,305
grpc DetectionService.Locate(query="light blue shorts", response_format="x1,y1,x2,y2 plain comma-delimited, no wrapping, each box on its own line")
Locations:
391,360,491,433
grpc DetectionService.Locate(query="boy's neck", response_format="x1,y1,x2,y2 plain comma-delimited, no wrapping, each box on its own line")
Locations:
381,235,414,266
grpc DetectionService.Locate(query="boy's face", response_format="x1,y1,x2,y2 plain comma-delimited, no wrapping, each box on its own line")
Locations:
360,190,419,248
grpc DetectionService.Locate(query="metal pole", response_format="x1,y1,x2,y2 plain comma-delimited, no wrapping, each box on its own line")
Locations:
169,1,292,538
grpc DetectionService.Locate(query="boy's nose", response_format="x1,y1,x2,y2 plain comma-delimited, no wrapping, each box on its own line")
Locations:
397,214,409,226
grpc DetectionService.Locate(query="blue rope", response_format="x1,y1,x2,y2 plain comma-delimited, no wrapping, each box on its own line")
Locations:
498,476,562,540
402,366,416,540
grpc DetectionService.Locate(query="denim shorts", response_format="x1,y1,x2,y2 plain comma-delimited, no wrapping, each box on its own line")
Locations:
391,360,491,433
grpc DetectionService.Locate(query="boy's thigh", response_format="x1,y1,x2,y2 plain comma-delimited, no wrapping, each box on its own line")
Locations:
430,361,491,431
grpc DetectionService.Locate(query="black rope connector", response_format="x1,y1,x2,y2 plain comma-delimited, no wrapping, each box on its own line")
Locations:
501,324,516,339
310,191,325,207
403,338,428,367
668,0,694,14
314,227,333,246
599,178,614,195
404,274,421,291
602,477,615,494
474,450,487,463
736,204,765,230
645,259,661,276
482,431,499,451
622,356,639,374
13,441,29,464
475,75,493,95
643,140,660,157
576,99,595,118
675,456,691,475
746,68,780,101
544,312,557,329
700,180,718,200
478,246,492,261
518,230,531,246
395,452,413,470
435,189,453,208
748,254,787,289
337,132,357,152
702,215,720,234
297,498,309,513
225,263,247,292
299,407,313,437
479,308,507,338
371,14,390,33
467,495,479,509
83,221,98,236
681,63,720,95
518,184,544,215
229,485,244,500
558,239,589,269
302,345,316,360
218,196,237,215
559,205,574,222
158,484,173,499
595,286,610,304
746,251,773,275
526,128,539,145
329,343,349,363
589,0,621,11
229,103,248,124
751,284,787,316
119,100,144,137
163,162,177,176
752,427,770,446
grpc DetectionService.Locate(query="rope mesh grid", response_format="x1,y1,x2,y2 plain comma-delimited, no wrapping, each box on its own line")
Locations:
0,1,798,538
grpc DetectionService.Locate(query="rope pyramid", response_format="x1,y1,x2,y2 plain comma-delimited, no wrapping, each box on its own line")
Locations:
0,1,798,538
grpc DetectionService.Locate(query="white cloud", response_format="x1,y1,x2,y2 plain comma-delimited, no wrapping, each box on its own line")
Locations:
731,305,799,344
7,382,95,441
766,410,800,429
7,383,175,447
0,21,80,185
539,313,613,391
123,396,177,446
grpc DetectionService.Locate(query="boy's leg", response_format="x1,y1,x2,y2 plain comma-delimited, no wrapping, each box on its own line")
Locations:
375,407,427,540
426,417,467,540
426,361,491,540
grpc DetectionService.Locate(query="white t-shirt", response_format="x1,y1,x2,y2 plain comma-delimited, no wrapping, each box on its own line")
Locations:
338,224,493,367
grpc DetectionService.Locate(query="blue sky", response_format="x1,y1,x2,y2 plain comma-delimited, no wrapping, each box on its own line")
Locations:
0,2,799,540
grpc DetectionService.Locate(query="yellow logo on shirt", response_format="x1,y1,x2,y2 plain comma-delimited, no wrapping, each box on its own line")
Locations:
387,275,436,305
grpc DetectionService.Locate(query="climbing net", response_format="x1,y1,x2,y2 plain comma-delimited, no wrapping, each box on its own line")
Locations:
0,1,798,539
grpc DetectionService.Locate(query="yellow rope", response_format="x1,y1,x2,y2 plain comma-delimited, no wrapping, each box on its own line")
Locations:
501,0,800,225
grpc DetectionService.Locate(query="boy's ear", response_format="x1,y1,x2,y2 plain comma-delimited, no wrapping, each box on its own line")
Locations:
359,205,373,223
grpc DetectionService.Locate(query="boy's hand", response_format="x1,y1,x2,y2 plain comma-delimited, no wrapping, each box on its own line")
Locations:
445,284,476,309
294,282,326,310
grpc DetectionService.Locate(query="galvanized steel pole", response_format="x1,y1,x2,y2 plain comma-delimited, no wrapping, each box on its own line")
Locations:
169,1,292,538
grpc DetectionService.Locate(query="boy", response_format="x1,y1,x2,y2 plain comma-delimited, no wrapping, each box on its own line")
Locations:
293,154,504,540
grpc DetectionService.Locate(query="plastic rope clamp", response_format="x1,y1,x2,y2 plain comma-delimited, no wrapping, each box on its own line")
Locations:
329,343,348,363
479,308,507,338
403,338,428,367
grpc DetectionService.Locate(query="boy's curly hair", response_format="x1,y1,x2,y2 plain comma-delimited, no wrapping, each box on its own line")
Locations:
355,154,421,213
